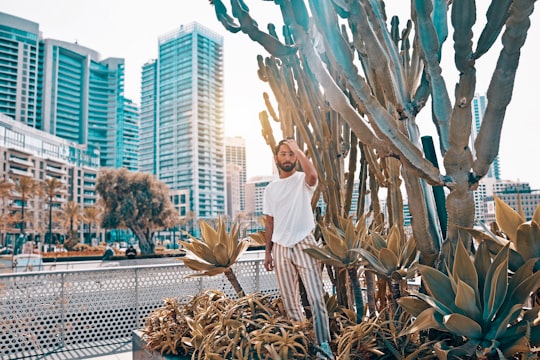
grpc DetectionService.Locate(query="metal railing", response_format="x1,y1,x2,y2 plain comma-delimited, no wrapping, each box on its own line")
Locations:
0,257,296,359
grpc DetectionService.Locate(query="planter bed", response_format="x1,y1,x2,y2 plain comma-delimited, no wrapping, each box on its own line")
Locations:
132,330,190,360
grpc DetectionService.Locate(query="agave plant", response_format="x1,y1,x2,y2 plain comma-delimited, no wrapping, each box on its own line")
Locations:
463,194,540,272
398,239,540,359
336,317,384,360
354,224,418,309
180,217,251,297
304,216,368,323
372,306,437,360
152,289,317,359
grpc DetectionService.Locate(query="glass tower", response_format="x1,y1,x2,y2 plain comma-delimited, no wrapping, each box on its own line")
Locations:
120,98,139,171
140,22,225,219
140,60,157,175
1,11,133,170
225,136,247,215
471,93,501,180
0,12,41,128
41,39,125,168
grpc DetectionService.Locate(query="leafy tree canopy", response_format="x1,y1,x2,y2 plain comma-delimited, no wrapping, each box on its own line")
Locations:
96,168,178,254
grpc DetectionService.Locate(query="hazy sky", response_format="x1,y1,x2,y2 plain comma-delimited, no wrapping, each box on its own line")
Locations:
1,0,539,189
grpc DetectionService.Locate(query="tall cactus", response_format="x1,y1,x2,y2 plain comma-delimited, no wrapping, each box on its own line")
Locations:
209,0,536,265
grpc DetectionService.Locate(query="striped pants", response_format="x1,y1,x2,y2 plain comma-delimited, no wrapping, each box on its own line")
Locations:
273,234,331,345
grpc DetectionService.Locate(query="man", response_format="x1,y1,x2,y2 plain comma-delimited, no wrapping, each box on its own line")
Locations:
102,244,114,260
125,245,137,259
263,138,333,359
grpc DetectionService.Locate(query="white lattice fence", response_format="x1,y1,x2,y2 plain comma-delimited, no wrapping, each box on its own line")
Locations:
0,258,292,359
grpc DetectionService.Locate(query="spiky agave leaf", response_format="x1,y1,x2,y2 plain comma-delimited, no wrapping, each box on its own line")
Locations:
199,219,220,249
320,225,349,260
182,238,218,264
459,197,540,275
247,230,266,245
494,194,525,242
303,246,350,268
182,258,228,277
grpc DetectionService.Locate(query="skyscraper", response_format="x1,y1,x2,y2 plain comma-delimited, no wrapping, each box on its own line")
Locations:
139,60,157,175
120,98,140,171
41,39,126,168
0,11,137,170
140,22,225,219
0,13,138,170
471,93,501,180
225,136,247,216
0,12,41,128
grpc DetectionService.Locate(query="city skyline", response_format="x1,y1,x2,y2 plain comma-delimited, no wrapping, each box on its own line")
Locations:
1,1,539,188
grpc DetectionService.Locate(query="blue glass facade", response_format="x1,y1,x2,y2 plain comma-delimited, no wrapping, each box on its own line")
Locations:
1,12,136,170
140,61,157,174
0,13,40,128
472,94,501,180
41,39,126,168
141,23,225,219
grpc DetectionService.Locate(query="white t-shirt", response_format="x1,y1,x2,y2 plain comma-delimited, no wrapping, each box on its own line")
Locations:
263,171,317,247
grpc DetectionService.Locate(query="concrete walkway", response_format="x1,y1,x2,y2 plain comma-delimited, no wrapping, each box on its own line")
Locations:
35,340,131,360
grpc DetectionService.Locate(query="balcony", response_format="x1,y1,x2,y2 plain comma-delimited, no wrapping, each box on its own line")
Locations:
46,166,67,176
8,156,33,167
9,167,31,177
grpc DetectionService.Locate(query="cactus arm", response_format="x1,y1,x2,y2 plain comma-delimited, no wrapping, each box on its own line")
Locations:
412,0,452,154
403,168,443,264
210,0,242,33
448,0,476,153
298,0,443,185
474,0,513,59
473,0,536,179
226,0,297,57
432,0,449,60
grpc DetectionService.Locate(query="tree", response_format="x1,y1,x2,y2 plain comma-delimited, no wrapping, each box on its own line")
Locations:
0,179,14,247
95,168,178,255
83,205,102,244
208,0,536,262
42,178,65,249
62,201,82,249
13,175,43,235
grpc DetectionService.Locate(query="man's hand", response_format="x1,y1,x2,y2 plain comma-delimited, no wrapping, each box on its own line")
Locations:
284,138,301,154
264,251,274,271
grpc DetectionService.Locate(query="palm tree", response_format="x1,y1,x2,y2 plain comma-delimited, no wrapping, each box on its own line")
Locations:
0,179,14,247
62,201,82,246
83,206,101,244
42,178,65,249
13,175,42,235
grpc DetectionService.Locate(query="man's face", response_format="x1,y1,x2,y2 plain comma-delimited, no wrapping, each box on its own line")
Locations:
276,144,297,172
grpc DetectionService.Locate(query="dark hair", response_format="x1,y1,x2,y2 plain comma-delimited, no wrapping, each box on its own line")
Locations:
274,138,291,155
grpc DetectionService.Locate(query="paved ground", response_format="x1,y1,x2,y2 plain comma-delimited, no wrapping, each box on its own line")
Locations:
34,340,131,360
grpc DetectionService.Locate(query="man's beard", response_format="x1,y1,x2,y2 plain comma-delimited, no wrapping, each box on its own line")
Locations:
277,161,296,172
